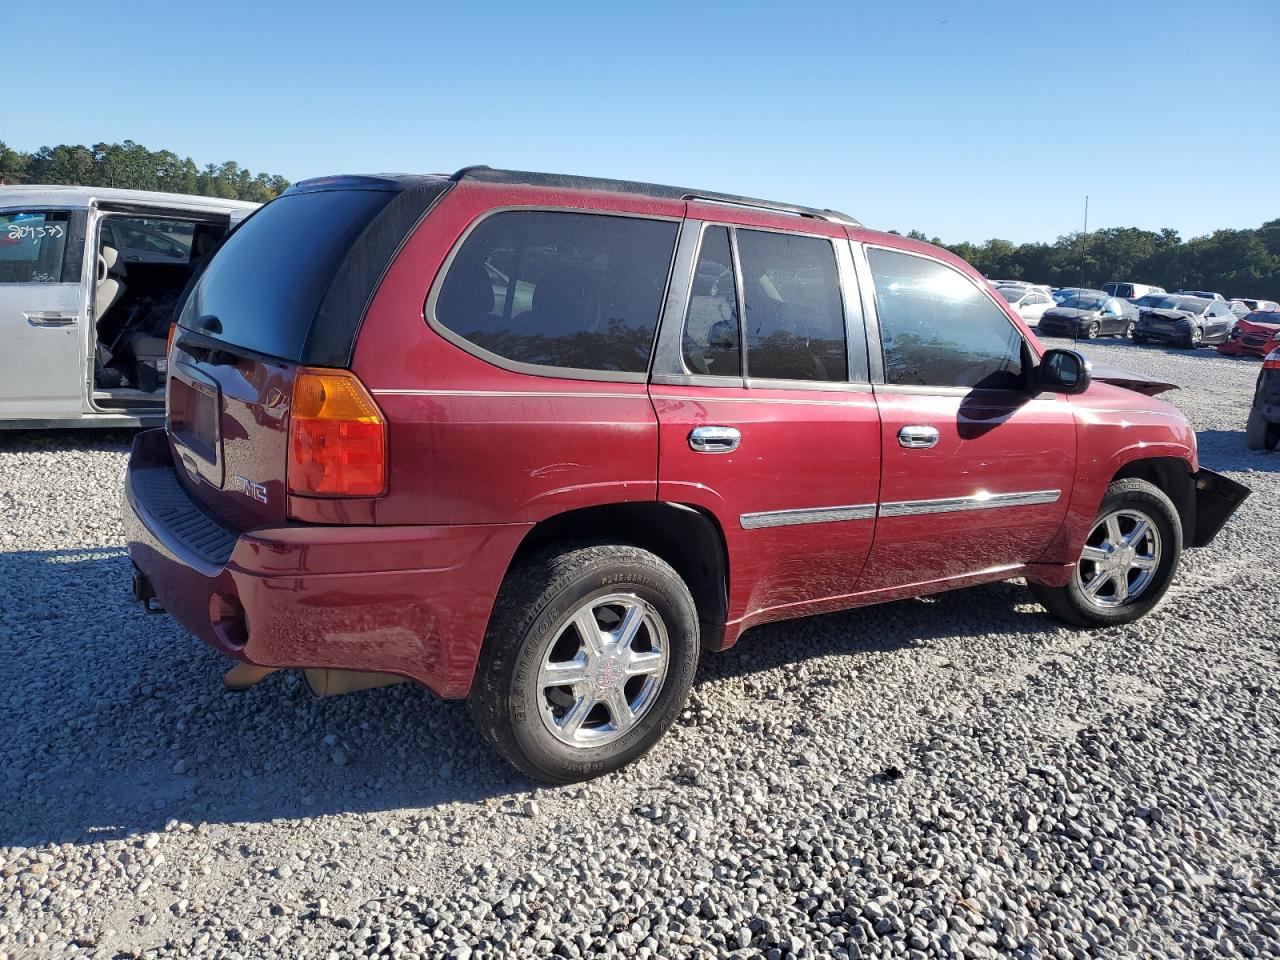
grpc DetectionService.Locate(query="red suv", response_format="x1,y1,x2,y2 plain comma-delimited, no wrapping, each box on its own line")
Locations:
125,167,1249,782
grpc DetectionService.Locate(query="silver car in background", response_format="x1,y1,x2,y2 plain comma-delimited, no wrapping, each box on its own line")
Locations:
0,186,257,428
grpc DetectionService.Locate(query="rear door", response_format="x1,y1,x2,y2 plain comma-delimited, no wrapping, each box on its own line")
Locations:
0,209,86,420
855,244,1075,592
651,215,881,625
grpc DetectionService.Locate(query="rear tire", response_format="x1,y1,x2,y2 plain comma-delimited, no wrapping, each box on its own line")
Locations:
469,543,699,783
1029,478,1181,628
1246,408,1278,451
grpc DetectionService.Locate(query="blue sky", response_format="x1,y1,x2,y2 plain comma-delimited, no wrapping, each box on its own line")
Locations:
7,0,1277,243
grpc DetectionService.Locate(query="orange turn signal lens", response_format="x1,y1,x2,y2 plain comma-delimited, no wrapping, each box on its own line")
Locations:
288,368,387,498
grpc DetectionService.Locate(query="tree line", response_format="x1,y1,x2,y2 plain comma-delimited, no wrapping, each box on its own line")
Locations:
896,220,1280,302
3,140,1276,300
0,139,290,203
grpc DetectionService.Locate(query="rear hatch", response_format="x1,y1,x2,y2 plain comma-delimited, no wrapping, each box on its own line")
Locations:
165,179,434,528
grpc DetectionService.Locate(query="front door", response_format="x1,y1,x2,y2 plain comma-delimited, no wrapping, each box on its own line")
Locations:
855,244,1075,591
0,209,86,420
651,219,882,629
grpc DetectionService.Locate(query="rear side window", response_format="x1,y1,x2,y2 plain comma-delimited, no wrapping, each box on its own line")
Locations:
179,189,396,361
868,247,1025,390
435,211,678,375
0,212,71,283
737,230,847,382
682,226,741,376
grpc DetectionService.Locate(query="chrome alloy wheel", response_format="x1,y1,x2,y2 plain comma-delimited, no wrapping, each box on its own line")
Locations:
536,593,669,747
1075,508,1162,607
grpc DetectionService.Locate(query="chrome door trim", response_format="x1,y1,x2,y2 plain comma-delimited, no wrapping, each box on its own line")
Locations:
897,424,940,448
879,488,1062,518
24,312,78,327
741,503,876,529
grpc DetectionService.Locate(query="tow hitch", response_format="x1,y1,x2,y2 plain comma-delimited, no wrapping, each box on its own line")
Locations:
131,564,165,614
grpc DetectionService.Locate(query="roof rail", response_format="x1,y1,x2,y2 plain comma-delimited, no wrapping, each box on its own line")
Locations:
452,165,860,227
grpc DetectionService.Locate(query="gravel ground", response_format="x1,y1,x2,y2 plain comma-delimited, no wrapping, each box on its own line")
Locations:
2,338,1277,960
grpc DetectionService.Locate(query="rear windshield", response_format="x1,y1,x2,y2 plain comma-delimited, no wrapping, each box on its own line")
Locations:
178,189,395,361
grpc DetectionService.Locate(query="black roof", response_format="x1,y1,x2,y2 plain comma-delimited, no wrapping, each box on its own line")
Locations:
290,166,860,225
452,165,860,226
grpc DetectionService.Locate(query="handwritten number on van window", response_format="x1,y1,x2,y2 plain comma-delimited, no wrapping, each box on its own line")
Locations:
6,224,66,241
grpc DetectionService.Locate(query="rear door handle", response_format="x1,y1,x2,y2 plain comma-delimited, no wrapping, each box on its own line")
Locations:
689,425,741,453
24,312,78,327
898,425,940,449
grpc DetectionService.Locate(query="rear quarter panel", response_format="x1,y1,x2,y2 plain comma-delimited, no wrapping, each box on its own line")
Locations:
350,182,686,526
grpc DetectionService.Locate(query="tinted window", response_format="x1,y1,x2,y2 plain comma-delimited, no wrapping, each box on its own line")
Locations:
868,247,1025,390
682,226,740,376
179,189,396,361
436,211,677,374
737,230,847,381
0,211,71,283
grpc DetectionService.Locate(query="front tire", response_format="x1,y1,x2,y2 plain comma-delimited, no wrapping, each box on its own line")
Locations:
1188,326,1203,348
1085,321,1100,339
1124,320,1136,339
469,544,699,783
1029,478,1182,627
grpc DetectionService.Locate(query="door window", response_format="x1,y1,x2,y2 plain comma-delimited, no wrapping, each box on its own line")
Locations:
737,230,848,382
0,212,71,283
682,226,740,376
867,247,1026,390
435,210,678,374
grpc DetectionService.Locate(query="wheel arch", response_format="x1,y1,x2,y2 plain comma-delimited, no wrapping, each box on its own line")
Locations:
507,502,730,650
1110,455,1196,545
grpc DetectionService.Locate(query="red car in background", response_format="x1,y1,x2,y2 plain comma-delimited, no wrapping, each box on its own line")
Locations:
1219,311,1280,358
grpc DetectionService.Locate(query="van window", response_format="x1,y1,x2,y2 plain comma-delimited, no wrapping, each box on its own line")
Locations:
737,230,848,382
682,226,740,376
868,247,1025,390
0,212,71,283
435,211,678,374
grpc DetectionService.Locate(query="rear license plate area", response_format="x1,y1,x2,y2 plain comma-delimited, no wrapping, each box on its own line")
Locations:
168,361,224,487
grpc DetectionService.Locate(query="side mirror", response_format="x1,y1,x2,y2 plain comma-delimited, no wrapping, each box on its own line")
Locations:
1039,348,1091,395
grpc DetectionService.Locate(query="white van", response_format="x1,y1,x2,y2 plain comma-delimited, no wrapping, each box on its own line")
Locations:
1102,281,1165,301
0,185,257,428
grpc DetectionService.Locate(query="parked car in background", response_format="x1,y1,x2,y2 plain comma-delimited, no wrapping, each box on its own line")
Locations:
1038,292,1138,339
1133,295,1235,347
1219,311,1280,358
1174,289,1227,302
1247,349,1280,449
1102,281,1166,301
0,185,257,428
1052,286,1093,304
1231,298,1278,316
996,285,1053,327
122,165,1248,782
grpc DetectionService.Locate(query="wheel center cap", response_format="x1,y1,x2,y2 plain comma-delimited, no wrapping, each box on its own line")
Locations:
589,649,624,691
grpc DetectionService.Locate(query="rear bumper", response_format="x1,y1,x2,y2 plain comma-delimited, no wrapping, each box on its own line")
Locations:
123,429,530,698
1190,468,1251,548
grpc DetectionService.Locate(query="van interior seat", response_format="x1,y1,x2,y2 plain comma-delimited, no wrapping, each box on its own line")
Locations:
94,246,126,325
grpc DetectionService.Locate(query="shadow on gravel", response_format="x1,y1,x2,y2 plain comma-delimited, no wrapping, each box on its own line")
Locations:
0,428,140,454
0,546,1048,849
1196,428,1280,471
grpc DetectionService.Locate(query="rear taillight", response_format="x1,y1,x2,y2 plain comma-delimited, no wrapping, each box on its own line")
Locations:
1263,350,1280,370
288,368,387,497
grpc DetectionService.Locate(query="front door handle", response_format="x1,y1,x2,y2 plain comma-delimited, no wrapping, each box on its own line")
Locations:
689,425,741,453
24,312,78,327
898,425,940,449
